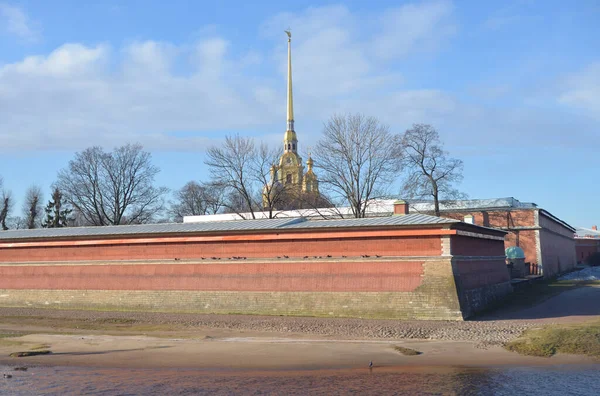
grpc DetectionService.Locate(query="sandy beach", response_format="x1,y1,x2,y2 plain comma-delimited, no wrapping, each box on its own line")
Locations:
0,331,594,371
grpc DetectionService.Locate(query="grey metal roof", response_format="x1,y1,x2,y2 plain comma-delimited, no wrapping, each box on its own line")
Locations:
283,213,459,229
0,217,304,241
0,213,460,241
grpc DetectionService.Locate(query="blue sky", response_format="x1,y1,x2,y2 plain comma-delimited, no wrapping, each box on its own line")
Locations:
0,0,598,227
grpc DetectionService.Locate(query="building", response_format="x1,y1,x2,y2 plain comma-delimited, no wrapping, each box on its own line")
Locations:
188,197,576,278
0,202,511,320
575,226,600,264
263,31,320,209
407,198,577,278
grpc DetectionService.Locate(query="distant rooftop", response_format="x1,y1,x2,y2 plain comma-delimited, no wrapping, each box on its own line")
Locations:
575,227,600,239
0,213,461,242
407,197,538,212
183,197,538,224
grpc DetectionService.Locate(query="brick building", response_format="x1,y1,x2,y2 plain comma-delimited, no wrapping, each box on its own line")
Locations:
408,198,576,278
575,226,600,264
0,209,510,320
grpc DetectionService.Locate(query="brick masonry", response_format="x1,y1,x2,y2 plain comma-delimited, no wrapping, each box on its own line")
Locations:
442,208,576,278
0,225,511,320
576,238,600,263
0,235,442,262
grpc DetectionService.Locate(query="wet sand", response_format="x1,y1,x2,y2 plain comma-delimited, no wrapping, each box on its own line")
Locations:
0,330,594,371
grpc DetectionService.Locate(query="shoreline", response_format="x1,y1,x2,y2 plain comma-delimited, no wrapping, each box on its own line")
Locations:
2,285,600,372
1,330,597,371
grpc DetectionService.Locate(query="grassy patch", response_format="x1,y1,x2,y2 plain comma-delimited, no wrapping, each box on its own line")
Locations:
0,331,29,339
392,346,422,356
505,320,600,358
0,316,172,334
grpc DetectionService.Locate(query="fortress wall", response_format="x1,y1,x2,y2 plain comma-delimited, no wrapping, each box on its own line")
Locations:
0,227,509,320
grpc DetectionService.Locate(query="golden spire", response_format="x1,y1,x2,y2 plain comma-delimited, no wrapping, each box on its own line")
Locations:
285,29,294,132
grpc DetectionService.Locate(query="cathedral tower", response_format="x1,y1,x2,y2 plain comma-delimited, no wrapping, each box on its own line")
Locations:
263,31,320,210
277,30,304,188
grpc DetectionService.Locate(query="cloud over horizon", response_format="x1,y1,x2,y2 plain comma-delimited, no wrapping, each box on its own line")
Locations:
0,1,597,155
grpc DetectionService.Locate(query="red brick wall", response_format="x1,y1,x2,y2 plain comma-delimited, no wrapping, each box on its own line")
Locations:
576,239,600,263
504,229,538,265
444,209,577,277
443,209,538,264
0,235,443,263
442,210,534,229
453,259,511,290
0,260,425,292
451,235,505,256
538,213,576,277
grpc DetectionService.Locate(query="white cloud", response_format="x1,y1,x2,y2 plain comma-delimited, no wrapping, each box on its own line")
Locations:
0,2,459,152
373,0,456,60
1,43,107,77
0,2,594,156
558,62,600,117
0,3,38,41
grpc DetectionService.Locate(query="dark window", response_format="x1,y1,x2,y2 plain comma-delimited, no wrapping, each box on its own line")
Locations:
286,174,292,184
292,143,296,150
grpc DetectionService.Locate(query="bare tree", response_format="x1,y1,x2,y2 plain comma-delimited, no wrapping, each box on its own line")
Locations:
253,143,297,218
6,216,26,230
313,113,403,218
206,135,258,219
55,144,168,226
23,185,43,229
205,135,295,219
401,124,465,217
169,181,226,222
0,177,12,230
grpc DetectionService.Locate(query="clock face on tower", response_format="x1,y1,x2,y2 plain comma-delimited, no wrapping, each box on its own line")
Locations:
287,157,292,164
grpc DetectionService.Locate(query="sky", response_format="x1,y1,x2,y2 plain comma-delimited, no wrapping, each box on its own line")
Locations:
0,0,598,227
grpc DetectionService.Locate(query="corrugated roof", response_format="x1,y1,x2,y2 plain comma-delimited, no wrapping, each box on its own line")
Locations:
0,217,304,241
0,213,459,241
283,213,459,229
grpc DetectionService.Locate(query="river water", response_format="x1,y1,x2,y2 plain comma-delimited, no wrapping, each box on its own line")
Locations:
1,364,599,395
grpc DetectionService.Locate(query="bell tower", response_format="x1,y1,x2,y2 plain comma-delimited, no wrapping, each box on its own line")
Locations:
263,31,321,210
277,29,304,188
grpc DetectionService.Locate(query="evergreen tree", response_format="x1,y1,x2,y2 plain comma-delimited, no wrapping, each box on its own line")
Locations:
42,188,72,228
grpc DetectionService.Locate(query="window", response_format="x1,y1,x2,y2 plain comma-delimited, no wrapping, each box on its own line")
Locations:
286,174,292,184
292,143,296,150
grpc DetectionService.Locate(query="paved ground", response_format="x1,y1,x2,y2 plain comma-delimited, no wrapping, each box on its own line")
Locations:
483,285,600,322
